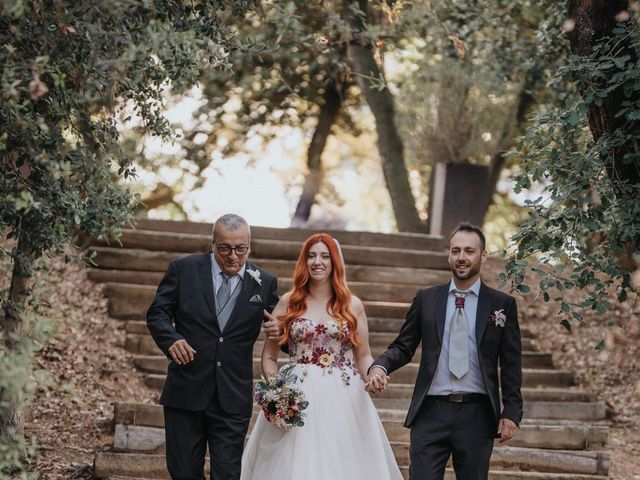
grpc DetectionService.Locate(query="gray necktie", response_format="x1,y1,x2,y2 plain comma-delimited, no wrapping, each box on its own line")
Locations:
216,273,232,316
449,289,470,379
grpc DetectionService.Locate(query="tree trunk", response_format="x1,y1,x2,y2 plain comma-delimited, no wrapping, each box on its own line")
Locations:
341,0,423,232
0,232,34,462
567,0,640,193
481,80,536,221
291,82,343,227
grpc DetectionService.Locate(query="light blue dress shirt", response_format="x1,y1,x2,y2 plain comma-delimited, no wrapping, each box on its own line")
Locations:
211,254,245,298
427,278,487,395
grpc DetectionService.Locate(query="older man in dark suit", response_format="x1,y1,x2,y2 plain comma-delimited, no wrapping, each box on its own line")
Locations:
147,214,280,480
367,223,523,480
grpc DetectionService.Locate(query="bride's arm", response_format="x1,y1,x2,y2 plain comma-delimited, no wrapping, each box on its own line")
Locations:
352,296,375,380
261,294,289,377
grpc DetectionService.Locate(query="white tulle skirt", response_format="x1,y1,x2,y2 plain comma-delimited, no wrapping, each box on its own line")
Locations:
241,364,403,480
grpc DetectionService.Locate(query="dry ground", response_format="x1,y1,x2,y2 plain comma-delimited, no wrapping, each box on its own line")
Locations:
1,256,157,479
1,257,639,478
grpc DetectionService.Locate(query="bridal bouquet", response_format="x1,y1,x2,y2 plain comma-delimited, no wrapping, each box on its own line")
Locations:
253,365,309,431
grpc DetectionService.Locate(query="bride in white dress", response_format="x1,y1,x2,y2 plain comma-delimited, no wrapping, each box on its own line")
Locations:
241,233,402,480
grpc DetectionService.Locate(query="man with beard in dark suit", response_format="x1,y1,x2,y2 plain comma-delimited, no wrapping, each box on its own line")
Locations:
147,213,280,480
367,223,523,480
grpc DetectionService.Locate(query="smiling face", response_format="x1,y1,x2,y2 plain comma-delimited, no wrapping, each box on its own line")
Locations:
212,224,251,276
306,241,333,284
448,230,487,288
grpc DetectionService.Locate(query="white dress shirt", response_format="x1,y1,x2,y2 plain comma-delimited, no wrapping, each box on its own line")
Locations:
427,278,487,395
211,254,245,298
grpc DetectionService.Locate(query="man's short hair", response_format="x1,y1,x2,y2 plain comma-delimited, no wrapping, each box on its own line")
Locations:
450,222,486,250
212,214,251,241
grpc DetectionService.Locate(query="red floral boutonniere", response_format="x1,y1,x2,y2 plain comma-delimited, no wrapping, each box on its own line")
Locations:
489,309,506,327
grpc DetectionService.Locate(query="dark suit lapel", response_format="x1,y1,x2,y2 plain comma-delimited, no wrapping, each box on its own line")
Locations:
476,282,492,346
435,283,449,346
197,252,219,331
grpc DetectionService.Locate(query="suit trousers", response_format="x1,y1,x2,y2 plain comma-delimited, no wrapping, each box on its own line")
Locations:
164,391,251,480
409,396,495,480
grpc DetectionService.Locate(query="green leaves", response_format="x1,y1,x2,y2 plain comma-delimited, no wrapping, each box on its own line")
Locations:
0,1,260,471
505,12,640,328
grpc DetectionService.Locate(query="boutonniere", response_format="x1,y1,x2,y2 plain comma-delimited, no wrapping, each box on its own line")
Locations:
489,309,506,327
247,268,262,286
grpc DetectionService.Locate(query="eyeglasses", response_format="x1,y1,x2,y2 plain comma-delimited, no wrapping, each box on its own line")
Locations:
215,243,249,255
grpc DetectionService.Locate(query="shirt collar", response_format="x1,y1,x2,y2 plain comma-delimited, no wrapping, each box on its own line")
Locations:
449,278,481,296
211,253,247,279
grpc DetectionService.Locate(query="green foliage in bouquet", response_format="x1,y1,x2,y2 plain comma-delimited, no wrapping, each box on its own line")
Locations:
254,365,309,431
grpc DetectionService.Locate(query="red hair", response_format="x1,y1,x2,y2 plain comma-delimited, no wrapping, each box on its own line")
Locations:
278,233,360,347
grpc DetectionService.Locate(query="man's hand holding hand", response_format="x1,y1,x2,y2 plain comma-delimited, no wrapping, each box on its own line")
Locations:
365,366,389,394
169,339,196,365
498,418,517,443
263,309,283,340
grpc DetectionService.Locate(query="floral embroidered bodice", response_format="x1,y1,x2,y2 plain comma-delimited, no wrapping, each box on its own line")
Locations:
288,317,358,385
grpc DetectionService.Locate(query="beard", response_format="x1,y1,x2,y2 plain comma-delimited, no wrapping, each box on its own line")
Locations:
450,261,481,281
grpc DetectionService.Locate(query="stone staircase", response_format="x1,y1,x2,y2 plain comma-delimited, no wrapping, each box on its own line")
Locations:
90,219,611,479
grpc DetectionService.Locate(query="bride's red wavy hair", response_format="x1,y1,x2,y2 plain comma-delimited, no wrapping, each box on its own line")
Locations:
278,233,360,347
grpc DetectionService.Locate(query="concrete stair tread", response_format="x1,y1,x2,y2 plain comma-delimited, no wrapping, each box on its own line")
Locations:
114,401,608,427
127,219,449,249
137,357,575,388
102,470,609,480
96,230,450,269
90,247,451,286
114,419,607,452
124,318,537,338
94,446,610,477
104,283,414,320
130,348,554,370
89,269,443,303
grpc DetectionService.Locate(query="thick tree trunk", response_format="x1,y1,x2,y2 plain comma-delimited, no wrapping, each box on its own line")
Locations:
0,233,33,461
567,0,640,192
568,0,640,259
291,82,343,227
341,1,423,232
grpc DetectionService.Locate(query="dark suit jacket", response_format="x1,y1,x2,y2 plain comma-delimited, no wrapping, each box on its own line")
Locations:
372,281,523,429
146,254,278,416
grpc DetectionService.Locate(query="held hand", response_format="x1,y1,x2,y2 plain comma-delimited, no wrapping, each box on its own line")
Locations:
263,309,283,340
365,366,389,394
497,418,517,443
168,339,196,365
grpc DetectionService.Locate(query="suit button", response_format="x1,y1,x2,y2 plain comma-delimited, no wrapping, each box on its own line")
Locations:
219,337,224,343
216,361,221,367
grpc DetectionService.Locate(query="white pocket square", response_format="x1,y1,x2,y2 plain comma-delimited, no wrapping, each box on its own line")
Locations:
249,294,263,303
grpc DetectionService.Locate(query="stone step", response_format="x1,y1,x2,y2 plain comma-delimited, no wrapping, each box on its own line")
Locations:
113,418,607,455
95,444,609,478
104,283,413,320
139,358,574,388
89,269,434,304
104,473,609,480
126,331,540,358
124,331,538,358
389,444,609,475
131,346,554,377
123,219,449,251
102,469,609,480
90,248,451,286
111,402,599,428
96,230,450,269
124,319,536,340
